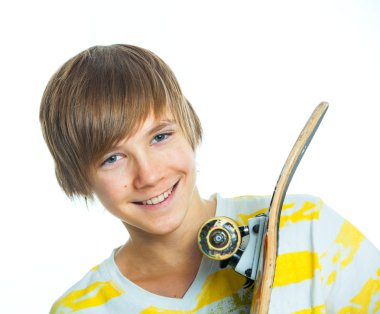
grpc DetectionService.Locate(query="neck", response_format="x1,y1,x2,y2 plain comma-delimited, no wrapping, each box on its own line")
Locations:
115,191,216,281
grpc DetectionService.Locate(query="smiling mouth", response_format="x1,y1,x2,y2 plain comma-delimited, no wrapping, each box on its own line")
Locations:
136,182,178,206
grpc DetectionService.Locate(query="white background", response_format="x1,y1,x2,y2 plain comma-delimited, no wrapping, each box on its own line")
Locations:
0,0,379,312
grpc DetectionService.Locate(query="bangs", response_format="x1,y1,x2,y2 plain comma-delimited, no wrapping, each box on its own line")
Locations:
61,45,182,166
78,49,171,164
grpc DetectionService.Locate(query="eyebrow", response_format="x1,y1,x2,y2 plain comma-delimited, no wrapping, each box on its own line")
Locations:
147,119,176,136
109,119,177,153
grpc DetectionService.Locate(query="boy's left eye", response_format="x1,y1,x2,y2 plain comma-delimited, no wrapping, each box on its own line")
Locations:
152,133,171,144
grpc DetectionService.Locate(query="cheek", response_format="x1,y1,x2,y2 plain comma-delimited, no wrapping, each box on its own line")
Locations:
169,145,197,176
93,174,129,207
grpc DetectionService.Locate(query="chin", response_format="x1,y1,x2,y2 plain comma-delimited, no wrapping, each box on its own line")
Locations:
147,215,185,236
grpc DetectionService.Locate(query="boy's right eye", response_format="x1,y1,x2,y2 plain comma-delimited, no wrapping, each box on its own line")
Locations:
102,154,123,166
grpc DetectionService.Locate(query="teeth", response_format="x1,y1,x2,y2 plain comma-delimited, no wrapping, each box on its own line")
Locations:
141,186,173,205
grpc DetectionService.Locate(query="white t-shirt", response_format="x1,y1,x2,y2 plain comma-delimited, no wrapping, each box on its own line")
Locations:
50,194,380,313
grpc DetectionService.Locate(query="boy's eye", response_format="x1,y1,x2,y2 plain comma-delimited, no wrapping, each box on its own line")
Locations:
152,133,171,144
102,154,122,166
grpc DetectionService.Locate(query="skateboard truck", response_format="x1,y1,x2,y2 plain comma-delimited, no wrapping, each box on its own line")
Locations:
198,213,268,282
234,214,267,281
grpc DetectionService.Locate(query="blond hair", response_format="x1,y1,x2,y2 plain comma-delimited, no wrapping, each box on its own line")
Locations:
40,44,202,198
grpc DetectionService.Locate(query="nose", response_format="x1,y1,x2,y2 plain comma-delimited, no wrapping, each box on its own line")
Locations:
132,151,163,189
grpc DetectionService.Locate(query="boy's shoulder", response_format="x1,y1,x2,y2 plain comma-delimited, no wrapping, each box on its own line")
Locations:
215,192,322,206
214,193,325,223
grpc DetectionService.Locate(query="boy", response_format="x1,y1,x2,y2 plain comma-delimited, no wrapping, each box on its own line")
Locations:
41,44,380,313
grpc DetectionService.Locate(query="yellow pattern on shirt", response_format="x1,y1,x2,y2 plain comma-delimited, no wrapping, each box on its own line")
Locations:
320,220,365,286
337,268,380,314
274,251,321,287
333,220,365,268
238,200,321,229
238,202,295,226
292,304,327,314
279,200,322,229
50,280,124,313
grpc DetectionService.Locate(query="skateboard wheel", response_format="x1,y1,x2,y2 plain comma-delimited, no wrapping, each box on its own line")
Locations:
198,216,241,260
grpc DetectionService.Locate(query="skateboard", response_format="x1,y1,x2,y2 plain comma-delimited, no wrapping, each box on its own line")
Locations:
198,102,329,314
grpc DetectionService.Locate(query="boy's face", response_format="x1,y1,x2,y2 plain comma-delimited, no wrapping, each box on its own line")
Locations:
90,112,198,236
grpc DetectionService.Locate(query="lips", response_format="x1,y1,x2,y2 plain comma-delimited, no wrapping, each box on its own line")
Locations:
141,186,174,205
136,181,178,206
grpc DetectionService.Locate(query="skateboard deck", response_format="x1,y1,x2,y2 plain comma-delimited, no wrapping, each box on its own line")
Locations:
198,102,329,314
